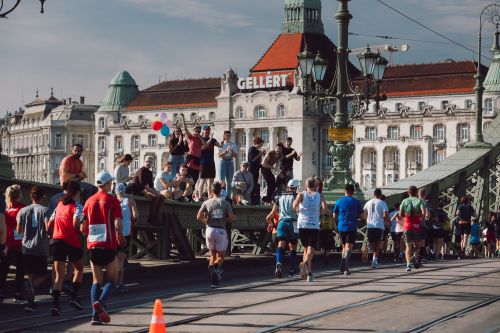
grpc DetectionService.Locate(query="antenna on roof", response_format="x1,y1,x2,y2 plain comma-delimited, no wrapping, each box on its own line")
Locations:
158,75,161,84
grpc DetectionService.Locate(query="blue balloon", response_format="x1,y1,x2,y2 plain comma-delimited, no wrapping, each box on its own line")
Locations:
160,125,170,137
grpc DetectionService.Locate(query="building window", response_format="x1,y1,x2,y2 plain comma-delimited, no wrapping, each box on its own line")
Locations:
391,149,399,163
418,101,426,111
98,117,105,130
365,127,377,140
238,130,246,146
410,125,422,139
369,150,377,163
131,135,140,151
131,158,139,173
260,129,269,143
240,152,247,163
484,98,493,114
457,124,470,144
235,107,244,119
312,152,316,165
433,124,445,141
98,158,105,172
254,106,268,118
325,153,332,167
55,133,62,148
148,134,158,147
190,112,197,121
387,126,399,139
277,104,286,118
114,136,124,152
312,128,316,142
322,128,329,143
441,100,449,110
415,149,423,164
72,134,88,148
98,137,106,152
465,99,473,109
433,149,445,165
395,103,402,112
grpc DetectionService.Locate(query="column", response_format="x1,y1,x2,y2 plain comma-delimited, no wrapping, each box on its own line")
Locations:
376,145,385,188
400,145,407,180
422,137,432,169
269,127,278,149
244,128,253,156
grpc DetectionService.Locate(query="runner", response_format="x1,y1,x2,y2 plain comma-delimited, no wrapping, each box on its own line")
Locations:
115,183,138,292
16,186,50,312
399,185,427,271
333,184,363,276
196,182,236,287
484,212,496,258
469,218,481,257
48,181,85,315
362,188,389,268
433,202,449,260
293,177,328,282
83,171,124,325
456,196,475,258
266,179,300,278
389,203,404,262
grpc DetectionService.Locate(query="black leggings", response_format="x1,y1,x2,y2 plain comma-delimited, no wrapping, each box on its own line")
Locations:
0,249,25,296
261,167,276,202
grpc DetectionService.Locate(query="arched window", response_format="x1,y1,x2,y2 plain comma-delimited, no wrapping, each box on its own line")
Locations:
277,104,286,118
433,124,445,141
254,106,268,118
190,112,197,121
131,135,140,152
114,136,124,152
98,117,105,130
365,127,377,140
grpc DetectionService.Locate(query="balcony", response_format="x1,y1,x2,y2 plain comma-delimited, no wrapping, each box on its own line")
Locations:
385,162,399,170
407,161,422,172
483,110,497,119
363,162,376,171
432,137,446,149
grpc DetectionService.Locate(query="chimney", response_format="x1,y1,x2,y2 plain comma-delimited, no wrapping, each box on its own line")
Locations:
68,98,72,105
80,96,85,105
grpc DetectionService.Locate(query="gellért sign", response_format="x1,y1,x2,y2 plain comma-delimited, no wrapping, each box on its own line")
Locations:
237,74,289,90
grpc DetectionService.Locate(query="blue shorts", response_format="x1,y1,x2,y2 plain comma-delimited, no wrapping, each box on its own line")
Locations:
277,218,299,244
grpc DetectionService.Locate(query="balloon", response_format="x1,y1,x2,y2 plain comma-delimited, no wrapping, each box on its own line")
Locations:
159,113,167,121
160,124,170,137
165,119,173,127
151,121,163,131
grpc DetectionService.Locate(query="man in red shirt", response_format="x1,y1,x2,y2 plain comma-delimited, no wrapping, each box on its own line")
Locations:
83,171,124,325
59,144,86,184
181,113,203,184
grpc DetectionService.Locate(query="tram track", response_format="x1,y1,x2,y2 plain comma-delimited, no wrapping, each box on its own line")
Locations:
0,260,494,333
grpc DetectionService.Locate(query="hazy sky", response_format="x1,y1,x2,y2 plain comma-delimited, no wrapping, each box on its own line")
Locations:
0,0,497,115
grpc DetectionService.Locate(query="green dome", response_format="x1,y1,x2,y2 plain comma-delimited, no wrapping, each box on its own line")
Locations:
485,31,500,92
98,71,139,112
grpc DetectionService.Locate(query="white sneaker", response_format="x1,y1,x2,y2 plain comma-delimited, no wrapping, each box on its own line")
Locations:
371,261,380,268
307,273,315,282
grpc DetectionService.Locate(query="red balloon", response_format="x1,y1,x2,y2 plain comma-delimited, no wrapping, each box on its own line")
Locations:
151,121,163,131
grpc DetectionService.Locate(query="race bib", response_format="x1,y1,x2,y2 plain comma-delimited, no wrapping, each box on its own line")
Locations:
210,208,224,220
88,224,107,243
13,230,23,241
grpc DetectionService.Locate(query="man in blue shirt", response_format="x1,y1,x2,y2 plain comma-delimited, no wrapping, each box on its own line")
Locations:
333,184,363,275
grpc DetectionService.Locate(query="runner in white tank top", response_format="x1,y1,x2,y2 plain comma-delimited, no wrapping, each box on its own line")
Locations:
293,177,327,282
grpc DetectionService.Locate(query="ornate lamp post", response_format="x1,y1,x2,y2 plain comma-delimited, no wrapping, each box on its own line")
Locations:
466,3,499,149
298,0,388,201
0,0,46,18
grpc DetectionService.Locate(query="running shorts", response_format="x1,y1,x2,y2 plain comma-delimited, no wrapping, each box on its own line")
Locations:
470,242,480,246
382,228,390,241
459,222,471,235
276,218,299,244
299,228,319,248
52,240,83,263
117,236,132,254
367,228,384,243
340,230,357,245
433,229,446,239
89,248,116,266
206,227,228,252
390,232,403,243
23,254,47,275
404,230,422,242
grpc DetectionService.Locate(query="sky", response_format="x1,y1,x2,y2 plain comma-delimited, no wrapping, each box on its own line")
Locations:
0,0,497,115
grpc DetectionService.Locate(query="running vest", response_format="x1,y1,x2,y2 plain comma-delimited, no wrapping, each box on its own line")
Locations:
120,197,132,237
278,192,298,220
84,192,122,250
297,191,321,230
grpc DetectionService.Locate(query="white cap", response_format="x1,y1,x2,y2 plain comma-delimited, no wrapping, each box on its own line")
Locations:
288,179,300,188
96,171,114,186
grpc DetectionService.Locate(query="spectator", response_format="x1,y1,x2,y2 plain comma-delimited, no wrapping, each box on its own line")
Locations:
172,164,195,202
197,125,221,199
168,127,186,175
218,131,237,199
281,137,302,182
232,161,254,205
16,186,50,312
113,154,134,187
389,203,404,262
181,114,203,183
0,184,25,303
59,144,86,184
154,162,176,199
261,143,283,203
126,156,159,197
248,137,266,204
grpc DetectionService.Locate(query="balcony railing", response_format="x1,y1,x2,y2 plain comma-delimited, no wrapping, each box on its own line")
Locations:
432,137,446,148
363,162,376,171
407,161,422,171
384,162,399,170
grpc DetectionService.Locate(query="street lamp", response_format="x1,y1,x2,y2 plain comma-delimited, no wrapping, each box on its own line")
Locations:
0,0,46,18
466,3,499,148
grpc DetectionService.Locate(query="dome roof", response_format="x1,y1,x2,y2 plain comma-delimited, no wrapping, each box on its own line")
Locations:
98,71,139,112
484,31,500,92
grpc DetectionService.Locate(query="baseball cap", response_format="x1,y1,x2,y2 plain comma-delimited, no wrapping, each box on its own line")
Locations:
96,171,114,186
115,183,127,195
288,179,300,188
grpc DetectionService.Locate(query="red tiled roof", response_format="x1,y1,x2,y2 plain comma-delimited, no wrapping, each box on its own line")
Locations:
125,78,220,111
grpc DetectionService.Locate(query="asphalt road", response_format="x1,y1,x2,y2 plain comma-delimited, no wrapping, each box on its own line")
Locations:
0,257,498,333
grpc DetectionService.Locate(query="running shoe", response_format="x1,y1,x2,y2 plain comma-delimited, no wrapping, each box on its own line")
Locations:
274,263,283,279
405,265,412,272
69,298,84,310
411,256,420,269
92,301,110,323
13,292,24,303
307,273,315,282
339,258,346,273
24,303,35,313
362,247,369,263
344,269,351,276
50,305,61,316
299,262,307,280
90,315,103,326
24,281,35,306
371,260,380,269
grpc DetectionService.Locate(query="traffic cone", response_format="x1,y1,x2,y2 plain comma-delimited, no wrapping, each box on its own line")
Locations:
149,299,166,333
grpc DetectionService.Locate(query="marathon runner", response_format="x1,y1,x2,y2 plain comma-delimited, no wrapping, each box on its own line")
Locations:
83,171,124,325
293,177,327,282
363,189,389,268
266,179,300,278
196,182,236,287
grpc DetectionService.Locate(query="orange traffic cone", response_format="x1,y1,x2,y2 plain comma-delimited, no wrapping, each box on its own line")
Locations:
149,299,166,333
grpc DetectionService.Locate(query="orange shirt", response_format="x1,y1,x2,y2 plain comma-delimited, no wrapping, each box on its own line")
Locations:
59,155,83,184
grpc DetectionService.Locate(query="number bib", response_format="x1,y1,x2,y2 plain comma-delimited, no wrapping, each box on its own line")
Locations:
88,224,107,243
